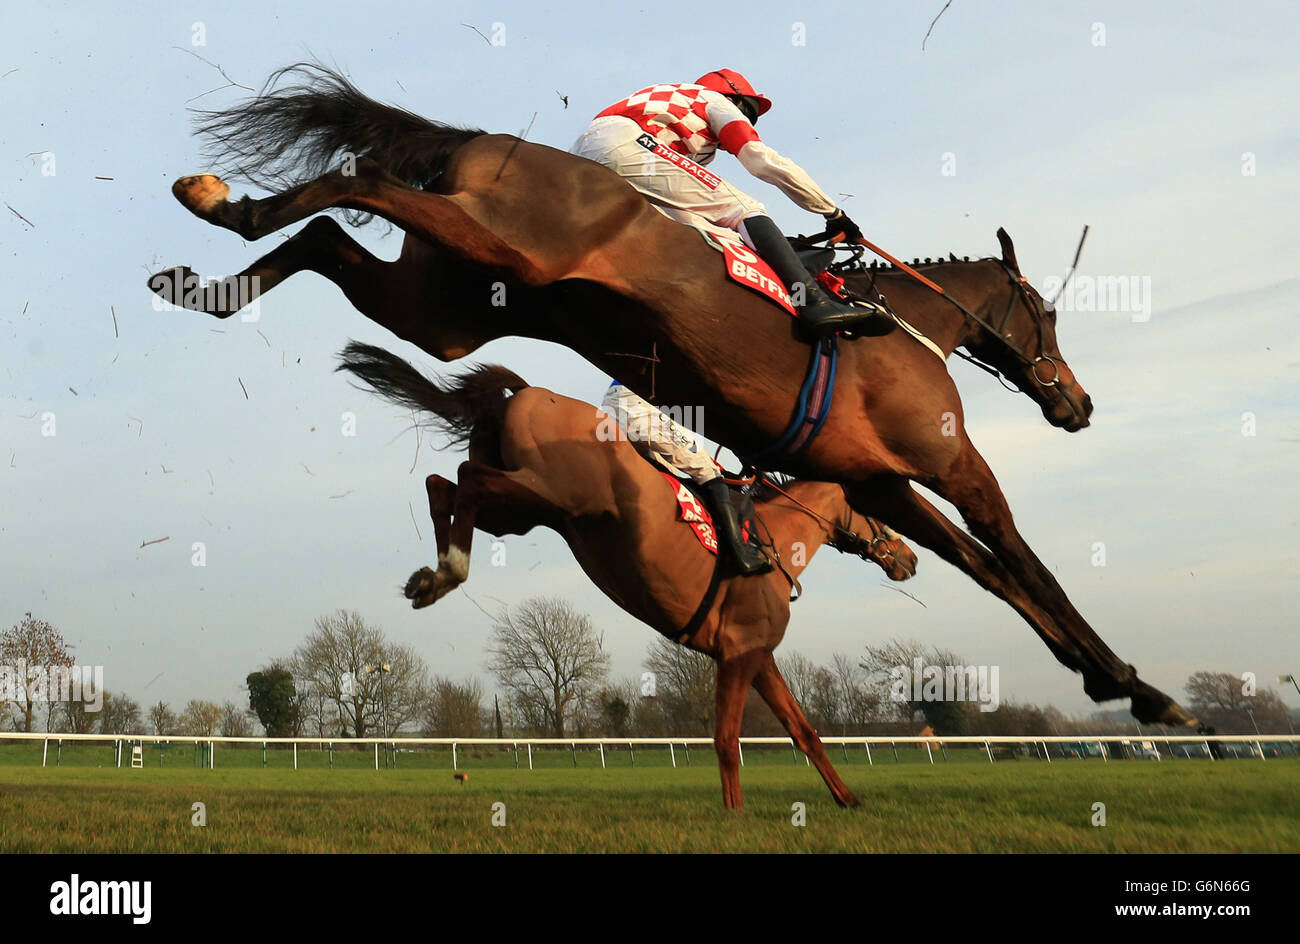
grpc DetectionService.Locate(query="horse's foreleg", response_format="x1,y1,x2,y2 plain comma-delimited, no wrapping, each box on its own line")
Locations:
752,653,859,809
927,438,1196,726
405,462,558,609
712,649,766,811
847,480,1074,667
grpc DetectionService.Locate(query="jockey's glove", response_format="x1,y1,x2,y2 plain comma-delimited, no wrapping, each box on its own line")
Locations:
824,208,863,243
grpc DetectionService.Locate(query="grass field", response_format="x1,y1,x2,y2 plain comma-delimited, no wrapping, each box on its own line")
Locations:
0,743,1295,853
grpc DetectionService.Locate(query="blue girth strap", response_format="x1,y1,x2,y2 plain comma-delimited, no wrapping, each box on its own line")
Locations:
740,335,838,468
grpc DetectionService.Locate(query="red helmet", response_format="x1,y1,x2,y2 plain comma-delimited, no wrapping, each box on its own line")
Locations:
695,69,772,116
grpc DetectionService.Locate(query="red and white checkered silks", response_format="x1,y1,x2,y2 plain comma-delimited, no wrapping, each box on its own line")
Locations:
573,82,837,233
596,84,759,163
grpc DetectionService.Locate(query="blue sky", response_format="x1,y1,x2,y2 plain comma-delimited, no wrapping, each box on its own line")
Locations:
2,1,1297,721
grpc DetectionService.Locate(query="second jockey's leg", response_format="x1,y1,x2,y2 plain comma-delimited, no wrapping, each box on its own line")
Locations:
602,384,771,576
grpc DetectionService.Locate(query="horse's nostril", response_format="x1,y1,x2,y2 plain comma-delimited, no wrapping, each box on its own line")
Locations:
1083,396,1094,418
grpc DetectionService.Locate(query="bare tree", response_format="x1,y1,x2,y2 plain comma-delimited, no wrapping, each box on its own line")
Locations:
420,676,486,737
487,597,610,738
1186,672,1290,734
300,678,337,740
99,692,143,735
777,651,841,732
965,700,1053,736
831,651,881,731
0,613,74,733
148,701,177,737
219,700,253,738
861,638,974,733
294,610,428,739
643,635,715,734
180,700,223,737
61,698,96,734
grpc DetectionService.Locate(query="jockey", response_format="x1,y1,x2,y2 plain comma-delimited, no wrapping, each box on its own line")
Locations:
571,70,894,337
600,380,772,576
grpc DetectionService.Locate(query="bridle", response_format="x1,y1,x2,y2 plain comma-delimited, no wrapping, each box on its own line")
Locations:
973,260,1064,389
739,475,905,601
841,251,1066,395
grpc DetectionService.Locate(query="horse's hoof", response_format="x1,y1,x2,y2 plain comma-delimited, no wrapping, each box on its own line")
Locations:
173,174,230,215
405,567,434,600
1130,681,1198,727
147,266,197,307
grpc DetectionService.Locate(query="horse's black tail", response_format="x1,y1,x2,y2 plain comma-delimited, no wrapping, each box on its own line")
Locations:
195,62,486,197
336,341,528,449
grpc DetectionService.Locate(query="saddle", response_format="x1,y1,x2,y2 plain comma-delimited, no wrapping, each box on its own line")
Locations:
796,246,836,276
694,226,890,332
657,470,764,563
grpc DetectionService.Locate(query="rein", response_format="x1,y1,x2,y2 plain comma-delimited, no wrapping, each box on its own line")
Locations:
747,474,901,580
802,229,1064,391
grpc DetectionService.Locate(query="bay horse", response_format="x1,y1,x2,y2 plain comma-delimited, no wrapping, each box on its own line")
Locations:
149,63,1194,727
336,341,917,809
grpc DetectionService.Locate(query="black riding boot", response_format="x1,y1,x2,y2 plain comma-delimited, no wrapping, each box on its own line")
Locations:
742,215,895,337
702,478,772,576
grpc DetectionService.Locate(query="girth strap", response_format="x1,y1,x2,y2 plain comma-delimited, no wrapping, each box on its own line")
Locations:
740,335,838,468
676,550,724,644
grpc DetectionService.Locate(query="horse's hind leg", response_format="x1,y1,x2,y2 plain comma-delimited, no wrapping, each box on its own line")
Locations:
926,437,1196,726
405,462,558,608
171,163,398,241
846,479,1074,668
150,217,493,360
173,140,624,286
149,215,366,318
425,474,456,560
752,653,859,809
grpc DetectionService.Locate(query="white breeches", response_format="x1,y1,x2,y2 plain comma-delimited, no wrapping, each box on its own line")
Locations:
600,383,720,485
570,116,767,233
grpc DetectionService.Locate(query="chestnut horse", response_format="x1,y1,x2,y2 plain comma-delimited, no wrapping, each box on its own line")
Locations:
336,341,917,808
150,64,1193,727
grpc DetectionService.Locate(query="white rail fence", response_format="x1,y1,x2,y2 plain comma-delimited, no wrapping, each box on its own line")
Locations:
1,731,1296,770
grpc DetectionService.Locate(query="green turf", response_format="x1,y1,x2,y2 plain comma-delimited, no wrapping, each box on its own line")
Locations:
0,750,1294,853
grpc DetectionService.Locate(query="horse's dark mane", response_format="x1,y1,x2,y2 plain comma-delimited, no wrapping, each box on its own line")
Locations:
834,254,997,276
195,61,486,219
336,341,526,449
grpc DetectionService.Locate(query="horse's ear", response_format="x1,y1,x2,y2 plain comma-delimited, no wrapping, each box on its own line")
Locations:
996,227,1020,272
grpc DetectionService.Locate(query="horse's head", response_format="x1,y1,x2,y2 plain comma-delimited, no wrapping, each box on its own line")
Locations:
964,229,1094,432
830,519,918,582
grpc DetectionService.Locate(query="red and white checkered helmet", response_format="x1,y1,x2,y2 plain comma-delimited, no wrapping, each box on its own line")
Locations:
694,69,772,116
